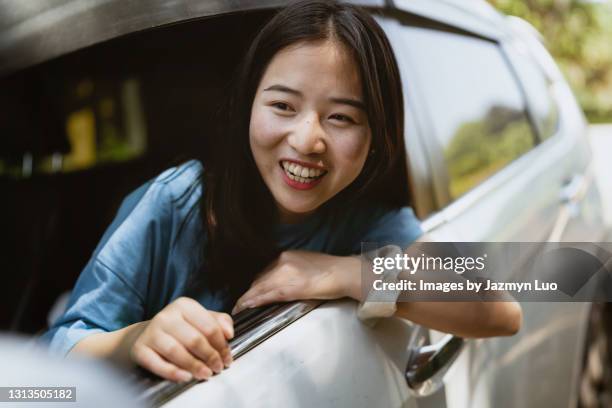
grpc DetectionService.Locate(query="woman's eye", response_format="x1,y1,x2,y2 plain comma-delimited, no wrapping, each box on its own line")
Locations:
330,113,355,124
272,102,292,112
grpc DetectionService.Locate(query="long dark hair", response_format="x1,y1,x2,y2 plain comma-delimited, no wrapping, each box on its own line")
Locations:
197,0,409,299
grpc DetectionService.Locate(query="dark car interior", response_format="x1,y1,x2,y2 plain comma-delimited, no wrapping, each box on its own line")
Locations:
0,10,275,334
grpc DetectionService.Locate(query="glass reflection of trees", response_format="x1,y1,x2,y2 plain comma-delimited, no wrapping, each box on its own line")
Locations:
445,105,533,199
396,24,539,202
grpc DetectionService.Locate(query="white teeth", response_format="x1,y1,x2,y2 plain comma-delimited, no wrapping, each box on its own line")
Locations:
281,160,326,183
281,161,325,178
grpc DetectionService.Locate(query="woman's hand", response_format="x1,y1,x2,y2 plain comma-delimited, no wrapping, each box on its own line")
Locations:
129,297,234,383
232,250,361,314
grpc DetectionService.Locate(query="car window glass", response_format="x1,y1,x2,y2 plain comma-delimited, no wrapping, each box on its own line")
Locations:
398,25,536,200
507,41,559,140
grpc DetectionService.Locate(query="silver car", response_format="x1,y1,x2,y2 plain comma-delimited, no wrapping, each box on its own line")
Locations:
1,0,609,407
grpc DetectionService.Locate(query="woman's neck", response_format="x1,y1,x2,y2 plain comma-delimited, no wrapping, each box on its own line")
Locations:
277,206,317,225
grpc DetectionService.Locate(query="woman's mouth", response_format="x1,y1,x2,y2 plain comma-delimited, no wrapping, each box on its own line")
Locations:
279,160,327,190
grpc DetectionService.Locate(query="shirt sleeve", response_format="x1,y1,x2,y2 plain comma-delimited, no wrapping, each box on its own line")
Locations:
38,177,175,357
352,206,423,254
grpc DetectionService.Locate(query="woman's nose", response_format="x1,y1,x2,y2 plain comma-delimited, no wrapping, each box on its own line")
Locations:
287,115,326,155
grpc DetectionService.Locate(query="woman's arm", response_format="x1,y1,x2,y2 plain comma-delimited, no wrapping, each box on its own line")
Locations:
233,250,523,338
69,321,149,365
337,255,522,338
395,301,522,338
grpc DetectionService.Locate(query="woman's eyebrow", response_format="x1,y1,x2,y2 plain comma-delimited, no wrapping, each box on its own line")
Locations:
330,97,365,112
263,84,302,96
263,84,365,111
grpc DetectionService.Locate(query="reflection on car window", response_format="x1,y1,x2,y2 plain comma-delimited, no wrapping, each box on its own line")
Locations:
400,26,536,200
508,41,559,141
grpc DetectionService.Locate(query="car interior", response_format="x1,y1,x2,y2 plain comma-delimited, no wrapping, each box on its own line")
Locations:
0,10,276,335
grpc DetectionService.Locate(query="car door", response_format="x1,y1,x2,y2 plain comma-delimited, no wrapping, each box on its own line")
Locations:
152,300,450,408
385,5,608,408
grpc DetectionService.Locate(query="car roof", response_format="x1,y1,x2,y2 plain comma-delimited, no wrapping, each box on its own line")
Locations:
0,0,506,77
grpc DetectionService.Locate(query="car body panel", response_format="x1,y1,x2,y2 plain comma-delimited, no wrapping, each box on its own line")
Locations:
394,0,506,41
162,300,423,408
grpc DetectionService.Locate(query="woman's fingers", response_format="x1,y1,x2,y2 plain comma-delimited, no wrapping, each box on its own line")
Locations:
176,298,229,348
234,282,275,313
211,311,234,339
151,330,213,380
236,287,298,313
210,312,234,366
165,320,223,375
132,343,194,383
130,297,237,382
178,300,232,367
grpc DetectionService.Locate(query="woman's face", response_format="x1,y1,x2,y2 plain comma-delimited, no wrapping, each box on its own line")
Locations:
249,40,372,224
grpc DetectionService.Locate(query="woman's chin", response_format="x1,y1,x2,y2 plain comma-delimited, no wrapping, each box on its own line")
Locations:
277,201,320,223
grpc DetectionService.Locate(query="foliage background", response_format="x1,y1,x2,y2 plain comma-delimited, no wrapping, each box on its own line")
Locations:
488,0,612,123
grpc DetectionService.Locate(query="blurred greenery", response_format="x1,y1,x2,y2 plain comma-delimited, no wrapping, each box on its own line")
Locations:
488,0,612,123
446,106,534,198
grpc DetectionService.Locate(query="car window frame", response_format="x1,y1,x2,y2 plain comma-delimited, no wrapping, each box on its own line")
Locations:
388,13,546,215
502,37,562,142
373,15,439,220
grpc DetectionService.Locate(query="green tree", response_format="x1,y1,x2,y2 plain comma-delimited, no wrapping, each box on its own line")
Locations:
488,0,612,122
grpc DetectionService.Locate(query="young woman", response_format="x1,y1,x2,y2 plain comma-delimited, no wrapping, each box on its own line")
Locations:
42,0,522,384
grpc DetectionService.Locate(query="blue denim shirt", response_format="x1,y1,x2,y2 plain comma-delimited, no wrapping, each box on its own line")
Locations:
40,160,422,356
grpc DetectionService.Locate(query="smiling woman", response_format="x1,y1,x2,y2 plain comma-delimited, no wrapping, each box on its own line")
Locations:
249,40,371,221
39,0,521,384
